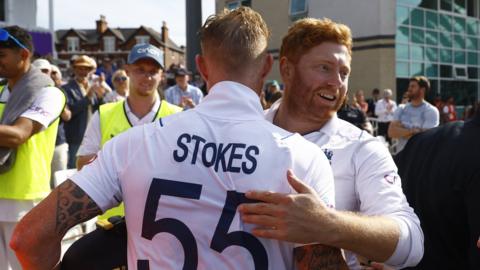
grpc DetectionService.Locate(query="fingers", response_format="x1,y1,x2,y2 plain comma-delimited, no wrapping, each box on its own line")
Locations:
244,190,288,204
287,169,315,194
250,227,286,241
241,212,279,228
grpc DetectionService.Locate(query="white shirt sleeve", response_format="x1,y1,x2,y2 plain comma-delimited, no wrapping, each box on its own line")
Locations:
304,148,335,209
354,139,424,268
70,130,133,212
375,100,386,117
77,112,102,156
20,86,64,129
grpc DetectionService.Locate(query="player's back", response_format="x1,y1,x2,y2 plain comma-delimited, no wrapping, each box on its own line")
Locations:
113,82,334,269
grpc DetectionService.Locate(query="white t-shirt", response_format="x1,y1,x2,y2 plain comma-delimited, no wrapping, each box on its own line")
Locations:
265,101,424,270
71,81,335,270
375,98,397,123
0,85,64,222
76,98,161,156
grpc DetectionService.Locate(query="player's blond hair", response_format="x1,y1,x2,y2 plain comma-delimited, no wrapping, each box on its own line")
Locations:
280,18,352,63
199,7,270,74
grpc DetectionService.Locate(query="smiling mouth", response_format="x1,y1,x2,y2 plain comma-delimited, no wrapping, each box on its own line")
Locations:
319,93,336,101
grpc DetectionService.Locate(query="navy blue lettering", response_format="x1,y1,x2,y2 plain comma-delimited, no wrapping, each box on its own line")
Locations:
242,145,259,174
191,135,206,165
214,143,232,172
227,143,245,173
173,133,191,162
202,143,217,167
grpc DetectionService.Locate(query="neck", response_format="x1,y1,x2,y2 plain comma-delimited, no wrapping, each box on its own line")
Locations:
126,92,158,119
116,87,128,96
274,101,329,135
179,84,188,91
7,63,30,90
410,97,424,107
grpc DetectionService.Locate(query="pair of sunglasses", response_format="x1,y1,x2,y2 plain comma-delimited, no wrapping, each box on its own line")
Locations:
0,29,28,50
114,76,128,82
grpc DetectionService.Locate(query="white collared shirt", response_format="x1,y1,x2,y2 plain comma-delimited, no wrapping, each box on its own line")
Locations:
77,98,161,156
265,100,424,270
71,81,335,270
375,98,397,122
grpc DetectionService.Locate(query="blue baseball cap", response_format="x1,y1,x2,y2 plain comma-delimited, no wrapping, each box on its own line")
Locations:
128,44,164,69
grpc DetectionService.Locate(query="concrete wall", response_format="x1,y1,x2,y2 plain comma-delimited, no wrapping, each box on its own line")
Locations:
4,0,38,28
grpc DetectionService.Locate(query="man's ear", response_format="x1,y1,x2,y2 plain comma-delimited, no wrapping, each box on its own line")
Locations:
259,53,273,80
20,48,30,62
195,54,208,82
124,64,131,76
279,56,293,82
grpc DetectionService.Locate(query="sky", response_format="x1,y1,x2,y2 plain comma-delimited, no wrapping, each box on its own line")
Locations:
36,0,216,47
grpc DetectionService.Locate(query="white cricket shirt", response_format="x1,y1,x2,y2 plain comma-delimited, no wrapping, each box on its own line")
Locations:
266,100,424,269
71,81,335,270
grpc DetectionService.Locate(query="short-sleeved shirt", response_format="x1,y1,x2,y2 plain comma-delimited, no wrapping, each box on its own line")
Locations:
76,98,161,156
0,85,65,222
265,100,424,269
164,84,203,109
71,81,335,269
393,101,439,152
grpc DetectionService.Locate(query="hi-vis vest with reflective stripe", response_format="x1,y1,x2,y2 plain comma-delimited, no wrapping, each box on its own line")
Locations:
98,99,182,220
0,85,65,200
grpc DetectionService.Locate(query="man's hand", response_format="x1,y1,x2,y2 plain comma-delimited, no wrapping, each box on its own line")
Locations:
180,96,195,108
239,170,337,244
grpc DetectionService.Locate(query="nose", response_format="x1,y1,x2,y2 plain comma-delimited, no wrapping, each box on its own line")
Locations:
327,72,343,88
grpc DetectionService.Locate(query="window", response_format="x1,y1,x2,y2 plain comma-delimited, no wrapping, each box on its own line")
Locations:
290,0,307,16
135,35,150,44
226,0,251,10
454,65,467,78
67,37,79,52
103,36,115,52
0,0,5,22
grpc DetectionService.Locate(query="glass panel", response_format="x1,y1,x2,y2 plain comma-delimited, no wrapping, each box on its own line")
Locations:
290,0,307,14
411,45,424,59
425,63,438,77
441,49,453,62
396,61,409,77
453,34,465,48
412,28,425,43
426,47,438,61
466,18,477,35
439,14,452,32
410,62,424,76
454,50,466,64
466,36,477,50
468,67,478,79
440,65,453,77
398,0,422,5
440,32,452,47
453,17,466,33
396,44,410,59
468,52,478,65
454,0,466,14
397,26,410,43
441,0,452,11
411,9,425,27
426,11,438,29
426,30,438,45
420,0,438,9
397,6,410,25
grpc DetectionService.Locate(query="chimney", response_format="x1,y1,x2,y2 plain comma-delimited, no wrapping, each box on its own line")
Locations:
96,15,108,34
161,21,168,43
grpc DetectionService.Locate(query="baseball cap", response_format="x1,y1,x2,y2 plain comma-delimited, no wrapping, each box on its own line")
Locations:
175,68,190,77
73,55,97,69
128,44,164,69
32,59,51,72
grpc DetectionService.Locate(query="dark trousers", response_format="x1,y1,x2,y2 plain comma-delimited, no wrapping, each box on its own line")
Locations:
378,122,391,143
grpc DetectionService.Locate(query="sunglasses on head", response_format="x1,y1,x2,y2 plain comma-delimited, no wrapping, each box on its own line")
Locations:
114,76,128,82
0,29,28,50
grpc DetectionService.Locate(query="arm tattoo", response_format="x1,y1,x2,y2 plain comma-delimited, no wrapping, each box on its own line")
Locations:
294,244,349,270
55,180,101,235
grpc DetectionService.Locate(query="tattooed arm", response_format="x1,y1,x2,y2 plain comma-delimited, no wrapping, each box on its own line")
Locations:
294,245,349,270
10,180,101,270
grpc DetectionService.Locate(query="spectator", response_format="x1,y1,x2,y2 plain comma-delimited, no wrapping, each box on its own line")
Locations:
11,7,342,269
367,88,380,117
103,69,129,103
264,80,281,103
63,55,107,168
395,110,480,269
164,68,203,110
266,91,282,109
0,26,64,269
338,96,373,134
375,89,397,142
95,57,116,88
355,89,369,114
32,58,51,75
239,17,423,269
442,96,457,123
388,76,439,153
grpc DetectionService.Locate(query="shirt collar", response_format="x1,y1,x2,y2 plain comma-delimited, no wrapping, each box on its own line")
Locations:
265,98,339,138
124,96,160,115
194,81,264,120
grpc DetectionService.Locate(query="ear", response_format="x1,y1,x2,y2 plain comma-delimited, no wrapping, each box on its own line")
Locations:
279,56,293,83
195,54,208,82
259,53,273,80
124,64,131,76
20,48,30,62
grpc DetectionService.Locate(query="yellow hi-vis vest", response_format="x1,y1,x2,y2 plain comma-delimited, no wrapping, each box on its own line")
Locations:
97,99,182,220
0,86,65,200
